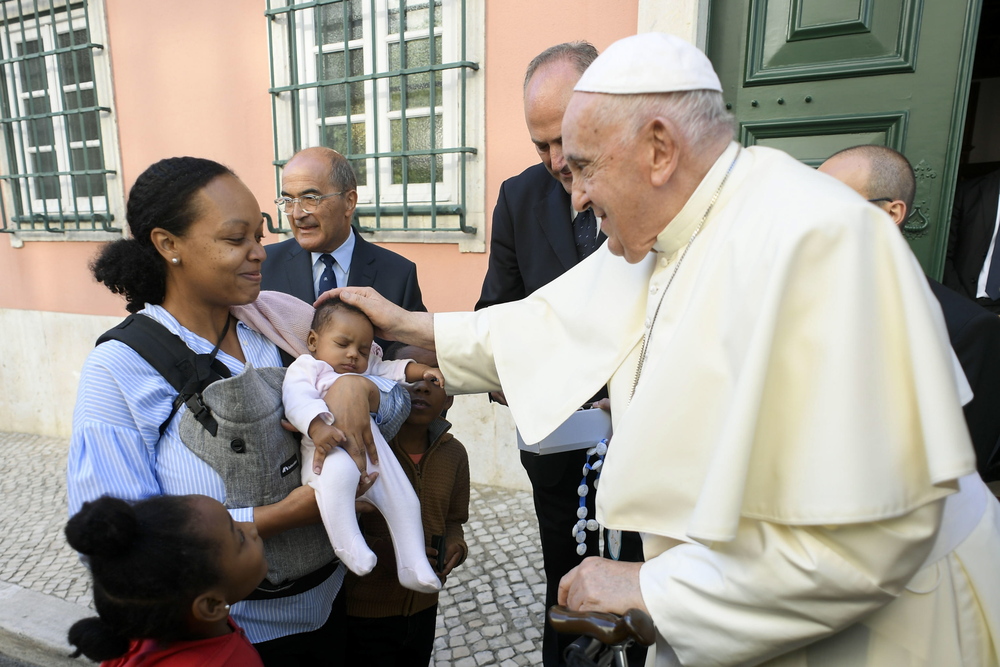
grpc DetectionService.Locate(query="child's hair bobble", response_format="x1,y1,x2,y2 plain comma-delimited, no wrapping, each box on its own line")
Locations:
64,495,139,559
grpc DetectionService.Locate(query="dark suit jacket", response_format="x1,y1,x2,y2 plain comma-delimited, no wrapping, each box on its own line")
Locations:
261,231,425,312
476,163,604,309
475,163,643,667
476,162,607,485
929,278,1000,481
944,170,1000,306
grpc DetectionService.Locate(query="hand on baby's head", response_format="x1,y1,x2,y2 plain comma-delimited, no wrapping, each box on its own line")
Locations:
307,301,376,375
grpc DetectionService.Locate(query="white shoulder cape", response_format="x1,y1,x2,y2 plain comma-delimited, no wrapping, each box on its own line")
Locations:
437,143,975,543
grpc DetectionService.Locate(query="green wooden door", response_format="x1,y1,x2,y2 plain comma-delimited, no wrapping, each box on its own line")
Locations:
708,0,982,276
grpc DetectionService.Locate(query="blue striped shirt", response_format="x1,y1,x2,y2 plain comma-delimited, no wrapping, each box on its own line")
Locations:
67,304,405,643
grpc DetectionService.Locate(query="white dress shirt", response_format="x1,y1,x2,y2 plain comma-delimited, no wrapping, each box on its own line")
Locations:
975,198,1000,298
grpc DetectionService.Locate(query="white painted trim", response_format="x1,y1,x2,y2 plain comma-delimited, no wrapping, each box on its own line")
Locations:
269,0,486,252
0,0,126,243
637,0,711,49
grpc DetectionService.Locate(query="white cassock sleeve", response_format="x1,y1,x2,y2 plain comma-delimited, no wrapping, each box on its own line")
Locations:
435,309,502,395
640,499,943,667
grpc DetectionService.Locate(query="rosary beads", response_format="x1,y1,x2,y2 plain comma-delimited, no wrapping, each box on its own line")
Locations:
573,438,608,556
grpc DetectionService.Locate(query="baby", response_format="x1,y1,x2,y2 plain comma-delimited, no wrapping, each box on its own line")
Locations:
282,297,443,594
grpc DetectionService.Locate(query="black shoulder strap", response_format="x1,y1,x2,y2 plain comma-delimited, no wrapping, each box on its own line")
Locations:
278,347,295,368
97,314,232,437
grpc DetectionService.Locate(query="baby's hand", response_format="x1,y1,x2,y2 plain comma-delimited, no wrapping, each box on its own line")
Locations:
308,417,345,474
423,367,445,388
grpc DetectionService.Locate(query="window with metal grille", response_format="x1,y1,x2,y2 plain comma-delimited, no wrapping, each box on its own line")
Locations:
266,0,483,246
0,0,122,238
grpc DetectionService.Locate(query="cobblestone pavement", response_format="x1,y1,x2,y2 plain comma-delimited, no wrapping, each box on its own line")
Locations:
0,432,548,666
0,433,92,608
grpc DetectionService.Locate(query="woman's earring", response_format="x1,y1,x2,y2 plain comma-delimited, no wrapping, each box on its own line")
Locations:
171,257,180,265
224,603,231,611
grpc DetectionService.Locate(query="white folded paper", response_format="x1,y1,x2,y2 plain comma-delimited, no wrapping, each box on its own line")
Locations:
516,408,612,455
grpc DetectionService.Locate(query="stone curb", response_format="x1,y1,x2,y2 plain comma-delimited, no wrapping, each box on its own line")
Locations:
0,583,94,665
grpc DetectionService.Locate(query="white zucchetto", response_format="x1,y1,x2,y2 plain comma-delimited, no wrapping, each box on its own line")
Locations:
575,32,723,95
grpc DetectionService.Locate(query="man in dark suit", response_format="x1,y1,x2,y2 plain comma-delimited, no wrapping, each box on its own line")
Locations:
477,42,643,667
820,145,1000,481
263,147,425,324
945,169,1000,314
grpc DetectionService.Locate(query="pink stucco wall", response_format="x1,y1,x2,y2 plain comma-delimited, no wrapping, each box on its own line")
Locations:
481,1,638,240
382,2,638,312
0,0,276,318
0,1,637,317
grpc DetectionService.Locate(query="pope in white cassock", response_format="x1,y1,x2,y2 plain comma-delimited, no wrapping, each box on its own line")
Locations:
329,33,1000,667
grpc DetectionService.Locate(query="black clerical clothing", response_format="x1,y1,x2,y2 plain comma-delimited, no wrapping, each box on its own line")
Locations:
479,163,647,667
944,170,1000,313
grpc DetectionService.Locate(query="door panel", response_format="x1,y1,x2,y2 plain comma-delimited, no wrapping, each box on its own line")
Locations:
708,0,982,275
743,112,907,165
747,0,921,82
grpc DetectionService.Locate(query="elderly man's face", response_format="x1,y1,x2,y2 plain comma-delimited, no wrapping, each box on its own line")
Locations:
524,60,580,194
280,151,357,254
563,93,664,263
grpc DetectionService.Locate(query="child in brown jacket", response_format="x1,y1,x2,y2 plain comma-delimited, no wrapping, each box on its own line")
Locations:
345,346,470,666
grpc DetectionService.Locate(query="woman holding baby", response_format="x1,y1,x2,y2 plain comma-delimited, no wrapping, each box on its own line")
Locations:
67,156,398,666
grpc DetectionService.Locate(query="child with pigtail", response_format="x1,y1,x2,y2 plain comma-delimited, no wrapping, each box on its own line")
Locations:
66,494,268,666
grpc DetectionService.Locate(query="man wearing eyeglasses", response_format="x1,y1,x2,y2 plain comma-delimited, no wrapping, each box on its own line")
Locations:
262,147,426,328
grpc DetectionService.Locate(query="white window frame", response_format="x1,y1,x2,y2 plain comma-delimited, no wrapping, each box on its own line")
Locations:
269,0,485,251
0,0,124,243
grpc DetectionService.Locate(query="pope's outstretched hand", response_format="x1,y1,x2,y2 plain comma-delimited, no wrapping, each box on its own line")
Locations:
317,286,436,351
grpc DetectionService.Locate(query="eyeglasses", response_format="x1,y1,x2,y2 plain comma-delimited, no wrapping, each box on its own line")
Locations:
274,192,344,214
867,198,894,204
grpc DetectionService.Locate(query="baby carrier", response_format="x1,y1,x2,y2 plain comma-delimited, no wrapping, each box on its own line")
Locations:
97,313,337,598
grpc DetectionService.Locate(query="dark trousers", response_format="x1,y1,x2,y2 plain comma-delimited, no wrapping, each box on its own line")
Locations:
522,449,647,667
522,449,600,667
253,585,347,667
344,604,438,666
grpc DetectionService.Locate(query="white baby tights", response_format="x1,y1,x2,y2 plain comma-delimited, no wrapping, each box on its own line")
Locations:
301,417,441,593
